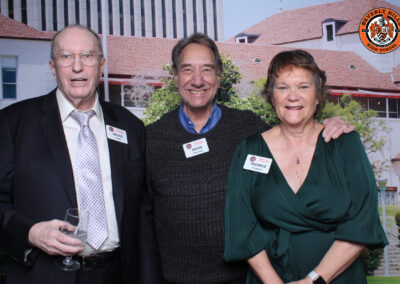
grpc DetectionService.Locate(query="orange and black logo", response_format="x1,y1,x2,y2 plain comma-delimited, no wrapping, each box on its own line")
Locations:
359,8,400,54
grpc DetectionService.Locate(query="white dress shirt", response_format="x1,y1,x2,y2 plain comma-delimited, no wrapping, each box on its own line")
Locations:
56,89,119,255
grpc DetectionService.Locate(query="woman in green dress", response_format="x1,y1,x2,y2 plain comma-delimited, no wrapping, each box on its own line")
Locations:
223,49,388,284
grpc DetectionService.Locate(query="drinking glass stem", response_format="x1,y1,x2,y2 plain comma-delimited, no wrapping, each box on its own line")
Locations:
63,256,73,265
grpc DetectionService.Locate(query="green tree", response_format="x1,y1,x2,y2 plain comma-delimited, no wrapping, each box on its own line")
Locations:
362,247,384,276
321,95,388,178
142,64,181,125
143,54,241,125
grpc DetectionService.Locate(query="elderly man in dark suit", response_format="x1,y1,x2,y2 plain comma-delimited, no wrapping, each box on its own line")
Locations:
0,25,160,284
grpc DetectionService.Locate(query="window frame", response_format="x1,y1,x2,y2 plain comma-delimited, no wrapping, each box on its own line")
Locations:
1,56,18,100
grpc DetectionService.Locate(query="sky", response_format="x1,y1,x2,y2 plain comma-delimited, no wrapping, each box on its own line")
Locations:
222,0,400,40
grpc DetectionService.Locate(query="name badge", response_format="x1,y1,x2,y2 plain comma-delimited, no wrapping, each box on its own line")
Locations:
183,138,209,158
106,125,128,144
243,154,272,174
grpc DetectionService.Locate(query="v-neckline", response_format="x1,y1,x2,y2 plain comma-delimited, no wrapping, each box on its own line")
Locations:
258,132,323,196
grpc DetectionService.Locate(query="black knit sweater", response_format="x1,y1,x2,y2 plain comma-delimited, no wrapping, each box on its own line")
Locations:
146,105,269,284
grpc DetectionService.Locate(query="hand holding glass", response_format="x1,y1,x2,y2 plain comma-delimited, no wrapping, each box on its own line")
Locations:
55,208,89,271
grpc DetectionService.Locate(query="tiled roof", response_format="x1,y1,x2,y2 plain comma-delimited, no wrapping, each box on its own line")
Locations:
107,35,177,78
393,64,400,84
226,0,400,45
105,36,400,91
0,14,54,40
1,15,399,92
216,42,400,91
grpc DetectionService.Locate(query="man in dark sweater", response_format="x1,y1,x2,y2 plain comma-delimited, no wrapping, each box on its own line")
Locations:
146,33,354,284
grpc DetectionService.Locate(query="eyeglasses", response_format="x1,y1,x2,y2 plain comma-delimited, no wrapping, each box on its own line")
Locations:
52,51,102,67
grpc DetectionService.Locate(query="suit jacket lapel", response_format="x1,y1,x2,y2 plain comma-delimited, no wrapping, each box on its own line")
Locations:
40,91,77,207
101,101,124,226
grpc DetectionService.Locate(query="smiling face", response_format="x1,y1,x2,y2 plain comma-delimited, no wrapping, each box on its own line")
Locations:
272,66,319,127
49,26,105,111
174,43,220,117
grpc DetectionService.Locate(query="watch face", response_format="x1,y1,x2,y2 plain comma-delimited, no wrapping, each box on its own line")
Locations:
314,276,327,284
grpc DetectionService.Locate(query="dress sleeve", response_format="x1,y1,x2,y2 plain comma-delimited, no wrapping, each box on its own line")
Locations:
334,132,388,248
224,137,271,262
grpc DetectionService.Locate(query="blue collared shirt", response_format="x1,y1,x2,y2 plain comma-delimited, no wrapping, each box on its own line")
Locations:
178,102,222,134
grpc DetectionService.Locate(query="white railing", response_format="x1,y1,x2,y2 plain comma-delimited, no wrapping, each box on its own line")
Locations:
375,221,400,276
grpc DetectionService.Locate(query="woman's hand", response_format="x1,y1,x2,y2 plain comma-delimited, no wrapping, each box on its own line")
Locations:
322,116,354,142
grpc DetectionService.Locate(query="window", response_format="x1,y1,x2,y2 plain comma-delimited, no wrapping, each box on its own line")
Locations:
389,98,399,118
202,0,207,35
182,0,187,38
98,0,102,34
53,0,58,30
64,0,69,26
369,97,387,118
120,0,124,35
75,0,80,24
192,0,197,33
41,0,46,30
236,36,247,43
152,0,156,37
326,24,333,41
352,96,368,111
86,0,91,29
1,57,17,99
109,0,113,34
21,0,27,24
172,0,177,38
8,0,14,19
141,0,145,36
328,94,400,118
213,0,218,40
162,0,166,37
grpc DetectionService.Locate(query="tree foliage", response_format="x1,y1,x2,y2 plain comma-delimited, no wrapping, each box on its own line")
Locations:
362,247,384,275
320,95,388,178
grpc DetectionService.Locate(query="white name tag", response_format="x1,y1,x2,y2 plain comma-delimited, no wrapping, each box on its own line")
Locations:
183,138,209,158
106,125,128,144
243,154,272,174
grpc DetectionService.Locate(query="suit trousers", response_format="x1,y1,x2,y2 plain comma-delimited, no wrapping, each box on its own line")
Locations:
76,254,122,284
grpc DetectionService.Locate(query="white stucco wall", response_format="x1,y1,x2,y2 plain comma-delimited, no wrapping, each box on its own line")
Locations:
0,38,56,109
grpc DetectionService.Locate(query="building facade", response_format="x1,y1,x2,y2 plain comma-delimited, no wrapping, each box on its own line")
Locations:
0,0,223,40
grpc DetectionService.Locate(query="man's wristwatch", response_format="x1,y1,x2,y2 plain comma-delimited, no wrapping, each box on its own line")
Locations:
308,271,327,284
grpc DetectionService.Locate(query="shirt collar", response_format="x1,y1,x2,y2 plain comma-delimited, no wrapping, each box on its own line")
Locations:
178,101,221,134
56,88,103,124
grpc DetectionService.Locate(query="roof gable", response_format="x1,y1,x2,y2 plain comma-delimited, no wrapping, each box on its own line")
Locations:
0,14,53,40
227,0,400,45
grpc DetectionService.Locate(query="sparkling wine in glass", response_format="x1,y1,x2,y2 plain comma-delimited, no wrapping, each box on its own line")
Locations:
55,208,89,271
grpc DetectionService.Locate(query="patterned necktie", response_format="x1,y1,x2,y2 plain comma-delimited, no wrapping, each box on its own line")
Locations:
70,111,108,249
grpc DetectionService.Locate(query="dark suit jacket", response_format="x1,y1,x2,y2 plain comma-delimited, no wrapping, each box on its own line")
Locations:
0,90,160,284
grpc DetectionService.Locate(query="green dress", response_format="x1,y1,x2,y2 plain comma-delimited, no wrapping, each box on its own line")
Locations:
224,132,388,283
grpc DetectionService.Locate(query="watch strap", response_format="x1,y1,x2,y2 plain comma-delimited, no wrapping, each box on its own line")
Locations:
308,271,327,284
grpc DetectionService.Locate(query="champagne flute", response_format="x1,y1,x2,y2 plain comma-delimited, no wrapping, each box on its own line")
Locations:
55,208,89,271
